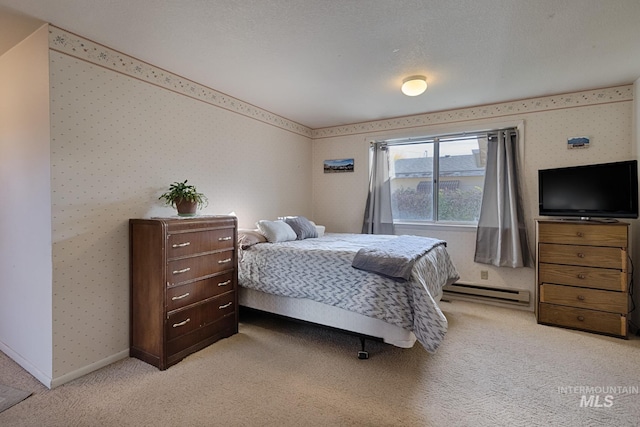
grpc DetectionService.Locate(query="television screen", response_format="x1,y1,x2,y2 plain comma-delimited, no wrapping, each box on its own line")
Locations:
538,160,639,219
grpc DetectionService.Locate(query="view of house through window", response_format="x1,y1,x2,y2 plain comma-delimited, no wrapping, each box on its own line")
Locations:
387,134,487,224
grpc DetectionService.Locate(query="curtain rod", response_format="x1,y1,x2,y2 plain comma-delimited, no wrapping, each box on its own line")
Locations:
374,127,517,146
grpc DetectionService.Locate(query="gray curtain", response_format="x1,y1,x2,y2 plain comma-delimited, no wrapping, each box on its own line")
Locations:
362,143,395,235
474,130,532,267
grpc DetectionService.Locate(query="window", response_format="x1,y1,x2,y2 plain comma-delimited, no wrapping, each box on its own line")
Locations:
386,133,487,224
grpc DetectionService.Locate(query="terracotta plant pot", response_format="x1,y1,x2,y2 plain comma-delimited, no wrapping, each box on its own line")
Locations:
175,199,198,216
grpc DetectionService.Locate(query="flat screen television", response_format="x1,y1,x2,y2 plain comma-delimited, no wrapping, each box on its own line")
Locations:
538,160,639,220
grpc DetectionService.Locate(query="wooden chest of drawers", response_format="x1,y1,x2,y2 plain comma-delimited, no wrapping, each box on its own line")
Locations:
130,216,238,369
536,220,630,338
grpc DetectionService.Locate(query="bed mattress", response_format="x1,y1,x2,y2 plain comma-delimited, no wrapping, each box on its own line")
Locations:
238,233,459,352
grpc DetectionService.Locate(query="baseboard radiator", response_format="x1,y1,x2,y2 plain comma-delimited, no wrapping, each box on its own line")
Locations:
443,283,530,305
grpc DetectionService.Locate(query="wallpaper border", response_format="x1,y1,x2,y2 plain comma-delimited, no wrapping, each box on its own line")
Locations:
48,26,632,141
311,85,633,139
48,25,313,138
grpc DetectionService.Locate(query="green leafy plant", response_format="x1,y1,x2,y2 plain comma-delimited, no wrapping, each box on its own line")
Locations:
391,186,482,222
159,180,208,208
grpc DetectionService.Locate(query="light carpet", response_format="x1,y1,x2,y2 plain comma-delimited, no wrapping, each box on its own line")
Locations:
0,300,639,426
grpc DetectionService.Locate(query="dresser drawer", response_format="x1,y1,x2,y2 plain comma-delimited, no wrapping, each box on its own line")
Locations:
167,250,235,286
166,293,236,342
538,243,626,270
538,222,627,247
168,228,235,259
166,314,237,361
538,263,627,292
167,271,235,311
540,284,628,313
538,303,627,337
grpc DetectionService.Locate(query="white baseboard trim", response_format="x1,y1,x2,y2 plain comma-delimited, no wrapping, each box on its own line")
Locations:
0,341,52,388
50,349,130,389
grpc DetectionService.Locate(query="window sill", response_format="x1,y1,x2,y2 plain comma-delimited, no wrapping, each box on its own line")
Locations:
394,222,478,233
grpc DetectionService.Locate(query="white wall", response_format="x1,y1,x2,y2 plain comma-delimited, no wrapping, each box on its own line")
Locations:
312,87,634,309
0,25,53,385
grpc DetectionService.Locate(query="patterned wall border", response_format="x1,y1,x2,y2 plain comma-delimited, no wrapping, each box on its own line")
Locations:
48,25,313,138
48,26,632,141
311,85,633,139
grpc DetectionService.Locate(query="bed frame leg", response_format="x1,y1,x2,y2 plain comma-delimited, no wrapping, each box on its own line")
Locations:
358,337,369,360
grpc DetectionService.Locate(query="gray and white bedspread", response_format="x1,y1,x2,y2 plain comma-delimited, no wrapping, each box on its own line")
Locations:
238,233,460,353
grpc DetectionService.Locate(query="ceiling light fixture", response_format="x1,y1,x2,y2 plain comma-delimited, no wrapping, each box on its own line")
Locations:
401,75,427,96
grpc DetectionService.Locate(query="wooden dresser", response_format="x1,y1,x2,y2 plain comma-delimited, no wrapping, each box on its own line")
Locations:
130,216,238,369
536,220,630,338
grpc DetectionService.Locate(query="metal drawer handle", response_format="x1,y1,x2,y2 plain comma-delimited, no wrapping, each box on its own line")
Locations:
218,280,231,287
577,316,585,321
173,318,191,328
172,267,191,275
577,295,585,301
171,292,190,301
172,242,191,248
218,236,232,241
577,274,586,279
219,302,233,309
576,232,584,237
218,258,232,264
577,253,585,258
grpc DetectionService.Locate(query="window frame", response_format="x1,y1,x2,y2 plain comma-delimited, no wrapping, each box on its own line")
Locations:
368,121,525,228
387,135,485,225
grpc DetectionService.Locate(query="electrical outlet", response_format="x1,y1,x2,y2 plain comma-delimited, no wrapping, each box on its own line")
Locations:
480,270,489,280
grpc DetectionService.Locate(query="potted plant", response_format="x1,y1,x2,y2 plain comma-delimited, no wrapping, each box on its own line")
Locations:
159,180,208,216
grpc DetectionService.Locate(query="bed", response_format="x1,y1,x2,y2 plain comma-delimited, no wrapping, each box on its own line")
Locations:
237,219,460,356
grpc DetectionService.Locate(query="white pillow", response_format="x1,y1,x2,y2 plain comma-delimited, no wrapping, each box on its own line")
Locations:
256,220,297,243
309,221,325,237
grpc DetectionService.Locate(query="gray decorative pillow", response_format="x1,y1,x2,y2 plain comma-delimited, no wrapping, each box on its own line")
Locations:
284,216,318,240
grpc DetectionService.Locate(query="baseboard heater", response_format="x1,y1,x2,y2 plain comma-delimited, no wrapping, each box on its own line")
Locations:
443,282,530,305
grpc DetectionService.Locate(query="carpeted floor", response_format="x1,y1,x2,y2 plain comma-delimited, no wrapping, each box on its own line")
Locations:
0,300,639,426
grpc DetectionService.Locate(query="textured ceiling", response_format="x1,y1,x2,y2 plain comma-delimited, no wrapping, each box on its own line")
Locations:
1,0,640,129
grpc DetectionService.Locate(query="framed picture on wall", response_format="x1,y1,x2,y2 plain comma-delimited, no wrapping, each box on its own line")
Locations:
567,136,590,149
324,158,354,173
